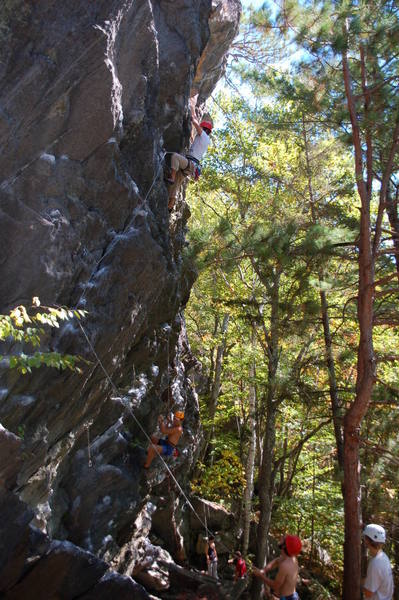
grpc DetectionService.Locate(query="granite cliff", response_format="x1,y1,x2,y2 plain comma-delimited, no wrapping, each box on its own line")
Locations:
0,1,241,597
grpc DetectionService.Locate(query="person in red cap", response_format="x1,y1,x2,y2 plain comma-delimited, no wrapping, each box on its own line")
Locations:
252,534,302,600
166,97,212,210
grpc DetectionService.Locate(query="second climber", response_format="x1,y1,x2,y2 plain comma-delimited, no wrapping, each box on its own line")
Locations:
143,411,184,469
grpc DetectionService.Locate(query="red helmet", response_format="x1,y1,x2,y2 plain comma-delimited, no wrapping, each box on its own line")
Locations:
284,535,302,556
200,121,213,132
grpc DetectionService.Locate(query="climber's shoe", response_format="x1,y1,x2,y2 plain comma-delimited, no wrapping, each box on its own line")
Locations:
168,197,176,212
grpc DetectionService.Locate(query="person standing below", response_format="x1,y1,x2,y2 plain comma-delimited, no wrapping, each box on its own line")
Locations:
206,535,218,579
229,551,247,582
252,534,302,600
362,524,394,600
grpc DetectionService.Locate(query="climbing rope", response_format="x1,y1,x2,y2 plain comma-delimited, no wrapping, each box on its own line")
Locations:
86,424,93,468
79,318,243,558
164,324,173,414
77,319,217,541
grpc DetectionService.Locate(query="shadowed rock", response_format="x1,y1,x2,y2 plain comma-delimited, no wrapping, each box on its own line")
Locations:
0,0,241,596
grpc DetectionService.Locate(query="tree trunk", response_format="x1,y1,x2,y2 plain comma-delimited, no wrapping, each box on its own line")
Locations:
242,323,257,556
342,236,375,599
253,400,277,599
385,186,399,282
342,47,376,600
202,314,229,464
320,288,344,469
309,453,316,568
252,270,280,600
209,314,230,421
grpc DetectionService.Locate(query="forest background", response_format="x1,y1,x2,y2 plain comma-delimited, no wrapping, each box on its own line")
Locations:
185,1,399,598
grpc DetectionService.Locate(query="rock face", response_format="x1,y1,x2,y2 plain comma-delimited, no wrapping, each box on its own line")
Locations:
0,0,241,597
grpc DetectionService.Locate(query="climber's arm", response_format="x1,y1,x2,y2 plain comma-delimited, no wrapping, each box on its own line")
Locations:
190,95,203,136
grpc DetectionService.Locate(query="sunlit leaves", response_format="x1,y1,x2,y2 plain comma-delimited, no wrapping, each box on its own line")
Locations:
0,299,87,374
191,450,246,503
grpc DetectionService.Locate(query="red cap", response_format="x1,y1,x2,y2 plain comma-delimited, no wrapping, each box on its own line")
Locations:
284,535,302,556
200,121,213,131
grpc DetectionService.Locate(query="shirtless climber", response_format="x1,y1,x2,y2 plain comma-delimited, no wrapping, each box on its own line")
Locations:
166,97,213,211
252,534,302,600
143,410,184,468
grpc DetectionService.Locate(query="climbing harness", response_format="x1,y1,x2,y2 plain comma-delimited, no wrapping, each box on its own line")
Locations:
184,155,202,181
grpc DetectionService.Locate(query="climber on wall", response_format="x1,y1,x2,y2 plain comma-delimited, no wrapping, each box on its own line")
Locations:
143,410,184,468
166,96,213,211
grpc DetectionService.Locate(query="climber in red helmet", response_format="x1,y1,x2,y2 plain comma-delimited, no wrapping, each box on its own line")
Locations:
252,534,302,600
166,96,213,211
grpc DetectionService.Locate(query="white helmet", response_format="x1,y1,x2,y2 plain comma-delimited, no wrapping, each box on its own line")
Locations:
363,524,386,543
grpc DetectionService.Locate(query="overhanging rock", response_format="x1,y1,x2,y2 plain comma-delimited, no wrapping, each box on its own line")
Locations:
0,0,241,596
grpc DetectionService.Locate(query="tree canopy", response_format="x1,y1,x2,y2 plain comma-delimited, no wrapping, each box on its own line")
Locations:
185,2,399,596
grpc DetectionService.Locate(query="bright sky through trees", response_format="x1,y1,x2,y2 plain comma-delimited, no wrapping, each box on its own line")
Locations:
242,0,267,8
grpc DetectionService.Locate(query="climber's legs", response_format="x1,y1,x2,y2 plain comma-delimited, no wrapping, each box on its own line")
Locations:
168,194,177,211
166,170,176,184
143,435,161,468
168,170,185,211
171,153,189,172
166,153,189,184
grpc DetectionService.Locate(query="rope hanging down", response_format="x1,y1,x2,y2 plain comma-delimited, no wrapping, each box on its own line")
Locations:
68,139,218,534
86,424,93,468
77,320,215,541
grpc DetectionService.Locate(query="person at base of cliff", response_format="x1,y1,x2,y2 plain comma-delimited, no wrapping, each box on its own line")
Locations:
362,524,394,600
206,535,218,579
252,534,302,600
143,411,184,469
166,96,212,211
228,550,247,582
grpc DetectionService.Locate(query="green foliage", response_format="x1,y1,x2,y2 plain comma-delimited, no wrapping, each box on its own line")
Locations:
186,86,365,600
186,2,399,590
0,298,87,374
273,441,344,569
191,450,246,504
